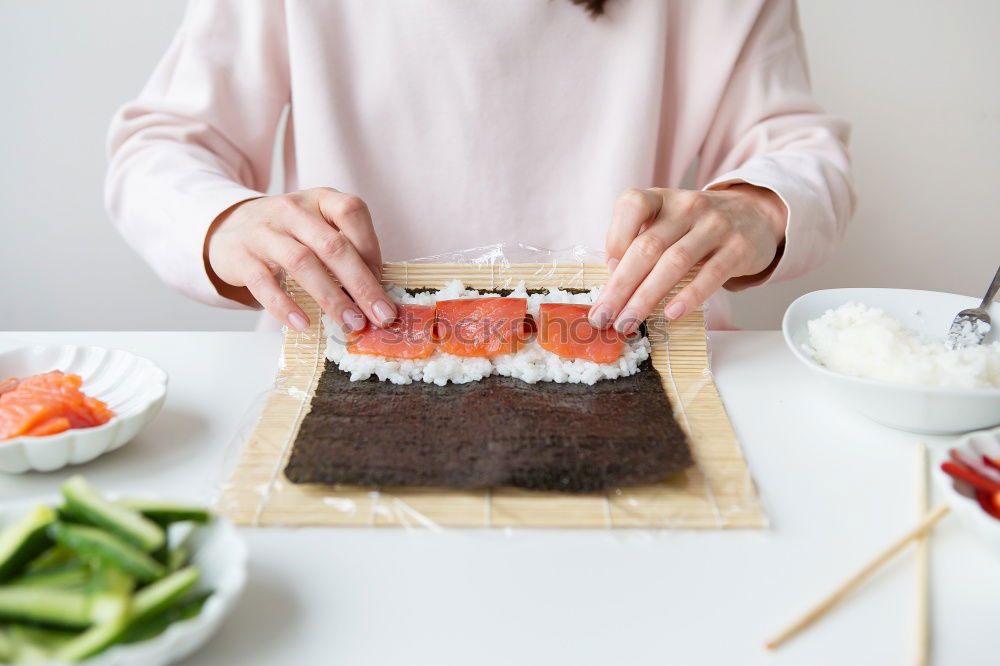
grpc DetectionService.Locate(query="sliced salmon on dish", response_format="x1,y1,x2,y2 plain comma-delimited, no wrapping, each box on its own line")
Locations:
0,401,49,439
0,370,115,441
347,304,436,360
435,297,529,357
25,416,73,437
538,303,628,364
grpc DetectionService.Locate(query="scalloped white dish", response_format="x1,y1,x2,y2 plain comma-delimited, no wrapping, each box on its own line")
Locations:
0,346,168,474
0,495,247,666
782,288,1000,434
933,427,1000,556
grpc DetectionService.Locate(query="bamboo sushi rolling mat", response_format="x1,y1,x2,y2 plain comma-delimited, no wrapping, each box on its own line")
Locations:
217,263,767,529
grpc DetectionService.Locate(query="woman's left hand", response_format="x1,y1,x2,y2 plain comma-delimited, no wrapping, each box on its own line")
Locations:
588,184,788,333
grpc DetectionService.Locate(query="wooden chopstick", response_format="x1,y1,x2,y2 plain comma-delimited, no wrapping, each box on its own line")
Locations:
765,502,951,651
914,442,930,666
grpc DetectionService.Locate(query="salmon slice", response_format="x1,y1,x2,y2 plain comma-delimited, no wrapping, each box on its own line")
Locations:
0,401,49,439
0,371,115,441
26,417,72,437
84,395,116,424
435,297,529,357
538,303,628,363
347,304,436,360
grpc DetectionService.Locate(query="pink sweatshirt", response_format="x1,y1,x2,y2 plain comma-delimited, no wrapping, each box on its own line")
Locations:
106,0,853,329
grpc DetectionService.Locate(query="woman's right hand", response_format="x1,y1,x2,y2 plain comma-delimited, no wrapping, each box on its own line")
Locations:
205,187,395,333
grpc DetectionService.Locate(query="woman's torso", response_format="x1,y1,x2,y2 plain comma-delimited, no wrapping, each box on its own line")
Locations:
269,0,764,328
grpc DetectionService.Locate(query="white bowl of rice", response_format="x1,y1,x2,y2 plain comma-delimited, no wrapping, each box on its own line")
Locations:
782,288,1000,434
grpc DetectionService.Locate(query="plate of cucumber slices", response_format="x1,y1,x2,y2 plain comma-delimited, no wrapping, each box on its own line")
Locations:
0,476,246,665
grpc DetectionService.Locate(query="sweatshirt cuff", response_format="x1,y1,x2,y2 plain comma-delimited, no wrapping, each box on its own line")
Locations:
184,184,265,310
703,153,831,287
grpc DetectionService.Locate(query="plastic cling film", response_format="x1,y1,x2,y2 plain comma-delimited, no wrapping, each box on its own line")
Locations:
396,243,604,287
380,243,609,296
213,244,767,532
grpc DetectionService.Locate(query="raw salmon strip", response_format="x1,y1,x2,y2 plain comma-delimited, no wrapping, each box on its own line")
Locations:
347,304,436,360
538,303,627,364
435,297,529,357
0,371,115,441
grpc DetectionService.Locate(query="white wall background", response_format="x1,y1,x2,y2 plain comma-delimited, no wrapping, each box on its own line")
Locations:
1,0,997,331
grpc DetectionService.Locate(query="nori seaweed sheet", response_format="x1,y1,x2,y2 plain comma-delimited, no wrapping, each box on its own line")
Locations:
284,358,694,493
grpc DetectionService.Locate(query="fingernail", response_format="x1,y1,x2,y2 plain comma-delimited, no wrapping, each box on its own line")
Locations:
373,300,396,326
614,309,639,335
341,307,366,333
607,258,619,275
288,312,309,332
665,302,687,320
589,303,614,329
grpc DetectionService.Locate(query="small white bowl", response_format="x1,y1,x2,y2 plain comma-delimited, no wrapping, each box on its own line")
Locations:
0,346,168,473
933,427,1000,556
782,288,1000,434
0,495,247,666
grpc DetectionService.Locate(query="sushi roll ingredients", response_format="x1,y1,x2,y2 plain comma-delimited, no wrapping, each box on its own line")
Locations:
347,304,436,360
538,303,627,364
434,297,529,357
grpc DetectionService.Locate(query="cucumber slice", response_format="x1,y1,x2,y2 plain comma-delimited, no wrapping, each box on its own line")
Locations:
10,562,89,589
57,504,88,525
53,611,128,663
11,636,51,663
0,627,12,663
116,499,211,525
131,566,199,624
0,586,91,629
0,505,56,582
61,476,165,553
5,624,77,660
24,544,75,573
49,523,165,583
151,541,170,567
50,567,134,663
87,567,135,624
167,545,190,573
119,592,211,645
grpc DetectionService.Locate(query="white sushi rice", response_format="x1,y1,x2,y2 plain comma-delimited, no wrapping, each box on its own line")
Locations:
803,302,1000,389
323,280,651,386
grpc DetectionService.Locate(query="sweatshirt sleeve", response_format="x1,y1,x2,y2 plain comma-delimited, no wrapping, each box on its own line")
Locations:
696,0,855,288
105,0,289,308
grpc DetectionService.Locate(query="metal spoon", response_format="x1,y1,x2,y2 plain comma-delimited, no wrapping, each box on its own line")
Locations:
945,264,1000,350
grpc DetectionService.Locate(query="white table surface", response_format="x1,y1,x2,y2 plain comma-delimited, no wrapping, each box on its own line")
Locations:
2,331,997,666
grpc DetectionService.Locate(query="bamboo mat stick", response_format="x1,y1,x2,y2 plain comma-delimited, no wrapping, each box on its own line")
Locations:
219,264,765,529
914,442,930,666
765,503,951,651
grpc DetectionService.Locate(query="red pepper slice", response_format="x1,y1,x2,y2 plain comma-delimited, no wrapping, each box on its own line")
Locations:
940,461,1000,495
974,490,1000,521
949,448,979,467
950,449,1000,483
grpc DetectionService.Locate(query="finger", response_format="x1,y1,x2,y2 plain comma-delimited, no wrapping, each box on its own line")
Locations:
253,230,368,334
291,209,385,291
589,220,689,329
612,226,724,334
662,244,745,322
326,242,396,327
239,253,311,332
281,207,396,328
605,188,663,262
315,190,383,278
